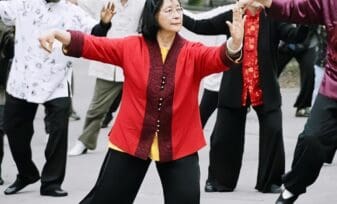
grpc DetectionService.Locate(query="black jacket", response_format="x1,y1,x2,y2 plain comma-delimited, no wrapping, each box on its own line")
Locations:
183,11,308,110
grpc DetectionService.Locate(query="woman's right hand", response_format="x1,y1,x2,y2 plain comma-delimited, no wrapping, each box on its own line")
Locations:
39,30,71,53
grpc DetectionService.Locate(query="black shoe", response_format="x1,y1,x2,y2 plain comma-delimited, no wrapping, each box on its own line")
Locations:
4,177,40,195
295,107,310,117
265,184,282,194
101,114,113,128
69,111,81,121
204,181,233,192
0,177,3,185
40,188,68,197
205,181,217,192
275,191,299,204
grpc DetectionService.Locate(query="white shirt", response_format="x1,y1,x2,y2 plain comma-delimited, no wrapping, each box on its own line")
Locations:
0,0,96,103
79,0,145,82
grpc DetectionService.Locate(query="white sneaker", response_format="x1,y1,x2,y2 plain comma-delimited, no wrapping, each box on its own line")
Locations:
68,141,87,156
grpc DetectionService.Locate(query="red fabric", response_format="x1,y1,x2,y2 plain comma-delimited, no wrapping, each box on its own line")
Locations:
67,32,234,161
241,10,263,107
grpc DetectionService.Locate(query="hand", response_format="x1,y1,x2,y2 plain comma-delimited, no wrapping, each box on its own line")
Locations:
238,0,272,8
39,31,56,53
237,0,253,9
226,3,245,51
39,30,71,53
100,1,116,24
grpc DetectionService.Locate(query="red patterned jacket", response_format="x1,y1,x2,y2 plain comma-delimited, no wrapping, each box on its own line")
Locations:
65,31,237,161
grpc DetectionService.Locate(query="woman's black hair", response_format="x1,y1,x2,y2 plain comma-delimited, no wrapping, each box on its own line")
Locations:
140,0,164,41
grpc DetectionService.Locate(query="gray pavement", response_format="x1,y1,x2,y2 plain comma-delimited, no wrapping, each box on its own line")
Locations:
1,48,337,204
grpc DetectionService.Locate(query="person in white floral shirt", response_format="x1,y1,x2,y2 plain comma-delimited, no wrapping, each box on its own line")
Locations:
0,0,111,197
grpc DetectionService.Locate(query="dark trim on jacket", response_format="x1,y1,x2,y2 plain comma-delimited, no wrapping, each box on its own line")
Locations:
135,35,184,161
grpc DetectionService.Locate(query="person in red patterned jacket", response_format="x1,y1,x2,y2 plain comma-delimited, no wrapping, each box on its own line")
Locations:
240,0,337,203
183,2,308,194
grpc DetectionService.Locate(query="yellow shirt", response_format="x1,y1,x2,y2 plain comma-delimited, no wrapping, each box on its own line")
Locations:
108,47,169,161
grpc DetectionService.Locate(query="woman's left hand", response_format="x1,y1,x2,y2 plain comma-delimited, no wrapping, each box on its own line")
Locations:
100,1,116,24
226,3,245,51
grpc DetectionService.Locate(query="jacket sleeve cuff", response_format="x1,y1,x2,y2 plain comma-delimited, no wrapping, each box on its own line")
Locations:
90,21,112,36
220,41,242,66
226,37,243,54
63,30,85,58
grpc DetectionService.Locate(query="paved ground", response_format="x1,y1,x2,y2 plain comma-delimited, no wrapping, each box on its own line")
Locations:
1,31,337,204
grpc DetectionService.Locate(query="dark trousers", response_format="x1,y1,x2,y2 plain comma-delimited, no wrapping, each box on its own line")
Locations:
3,94,70,190
278,47,316,109
283,93,337,195
208,105,285,192
0,105,4,176
0,131,3,177
325,147,336,164
80,149,200,204
199,89,218,128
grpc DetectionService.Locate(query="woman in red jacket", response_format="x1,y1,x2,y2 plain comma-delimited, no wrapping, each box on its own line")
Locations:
39,0,244,203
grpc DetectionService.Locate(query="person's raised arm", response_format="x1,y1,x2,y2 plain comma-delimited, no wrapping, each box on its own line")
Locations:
240,0,324,24
91,1,116,36
43,1,116,57
225,3,245,60
39,29,125,67
183,9,232,36
194,4,245,77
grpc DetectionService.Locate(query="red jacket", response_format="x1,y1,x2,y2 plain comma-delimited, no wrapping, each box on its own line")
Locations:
66,31,236,161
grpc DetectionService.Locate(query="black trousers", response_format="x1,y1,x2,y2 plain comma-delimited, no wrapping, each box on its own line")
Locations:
283,93,337,195
207,105,285,192
80,149,200,204
0,131,3,177
325,147,336,164
3,94,70,190
278,47,316,109
0,105,3,176
199,89,218,128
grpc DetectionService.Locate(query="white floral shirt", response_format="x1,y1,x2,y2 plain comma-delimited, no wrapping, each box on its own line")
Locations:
0,0,96,103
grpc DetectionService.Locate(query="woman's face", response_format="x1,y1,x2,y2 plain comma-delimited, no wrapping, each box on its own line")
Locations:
156,0,183,33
